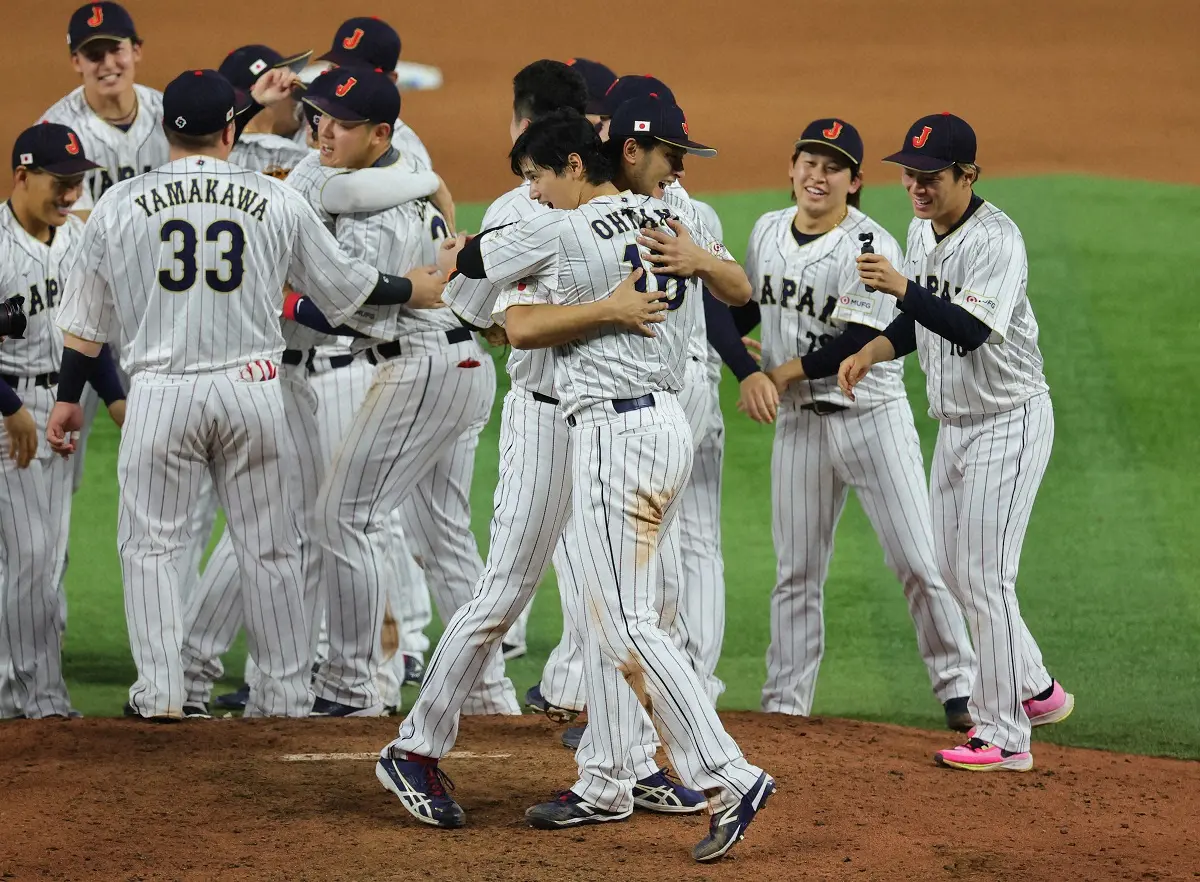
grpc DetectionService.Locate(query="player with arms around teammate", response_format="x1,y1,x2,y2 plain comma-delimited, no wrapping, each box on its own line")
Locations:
448,109,773,862
840,113,1074,770
284,67,511,717
0,124,123,719
45,69,423,720
221,45,313,177
41,3,167,214
739,119,976,728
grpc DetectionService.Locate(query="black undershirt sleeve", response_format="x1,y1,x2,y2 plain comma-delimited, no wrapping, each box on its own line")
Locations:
87,344,125,405
703,289,760,381
882,313,918,357
729,299,761,336
291,298,369,338
454,224,516,280
897,280,991,350
0,378,20,417
799,323,881,380
363,272,413,306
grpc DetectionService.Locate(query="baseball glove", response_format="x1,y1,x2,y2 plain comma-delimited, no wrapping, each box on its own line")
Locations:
262,165,293,181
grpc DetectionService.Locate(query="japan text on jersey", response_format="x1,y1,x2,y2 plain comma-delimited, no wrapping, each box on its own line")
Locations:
902,201,1049,419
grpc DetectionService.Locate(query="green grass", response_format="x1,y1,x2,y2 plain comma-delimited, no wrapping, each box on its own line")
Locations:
59,175,1200,759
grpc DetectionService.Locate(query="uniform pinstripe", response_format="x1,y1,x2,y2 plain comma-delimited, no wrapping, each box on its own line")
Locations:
58,155,381,717
899,201,1055,753
312,183,516,714
476,195,766,814
0,207,83,718
746,206,974,714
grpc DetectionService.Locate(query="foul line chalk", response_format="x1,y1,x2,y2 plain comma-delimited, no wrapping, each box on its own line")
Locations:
281,751,511,762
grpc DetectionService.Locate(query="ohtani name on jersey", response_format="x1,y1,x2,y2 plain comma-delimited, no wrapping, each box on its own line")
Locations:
589,206,675,239
133,178,269,222
758,274,838,324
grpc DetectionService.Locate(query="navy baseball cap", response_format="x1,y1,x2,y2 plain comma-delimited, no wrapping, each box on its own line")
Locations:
609,97,715,157
12,122,100,175
219,45,312,92
303,67,399,127
318,17,401,71
883,112,977,172
794,118,864,168
68,2,139,53
566,58,617,115
599,75,675,117
162,70,237,137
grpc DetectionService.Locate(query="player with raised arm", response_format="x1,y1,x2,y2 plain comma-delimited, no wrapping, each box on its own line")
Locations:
839,113,1074,770
45,69,429,720
735,118,975,726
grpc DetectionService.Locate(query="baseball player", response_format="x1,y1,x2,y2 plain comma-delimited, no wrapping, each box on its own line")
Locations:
840,112,1074,770
471,108,773,861
45,69,428,720
181,65,442,714
735,118,976,725
221,45,313,176
281,67,515,717
375,64,708,829
0,123,123,719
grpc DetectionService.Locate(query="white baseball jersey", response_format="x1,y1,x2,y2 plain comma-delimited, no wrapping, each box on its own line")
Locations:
442,182,555,396
661,183,724,366
230,133,311,177
488,192,715,417
393,120,433,171
0,207,85,376
57,156,378,376
691,198,726,384
40,84,168,211
900,201,1049,419
336,194,458,347
746,206,906,409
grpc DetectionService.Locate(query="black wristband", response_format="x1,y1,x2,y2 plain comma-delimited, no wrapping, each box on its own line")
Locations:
0,378,21,417
57,347,99,404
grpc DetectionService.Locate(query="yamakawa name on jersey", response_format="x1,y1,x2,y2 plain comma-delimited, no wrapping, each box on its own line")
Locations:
132,175,270,222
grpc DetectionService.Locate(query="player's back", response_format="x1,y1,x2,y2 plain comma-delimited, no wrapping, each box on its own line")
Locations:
490,192,695,416
230,133,311,178
84,156,325,375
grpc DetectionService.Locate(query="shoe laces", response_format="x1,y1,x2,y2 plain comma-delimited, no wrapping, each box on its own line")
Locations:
423,764,455,800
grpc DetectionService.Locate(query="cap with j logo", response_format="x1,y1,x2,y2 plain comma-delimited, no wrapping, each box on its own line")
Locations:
882,112,977,172
318,17,401,71
12,122,101,175
303,66,400,126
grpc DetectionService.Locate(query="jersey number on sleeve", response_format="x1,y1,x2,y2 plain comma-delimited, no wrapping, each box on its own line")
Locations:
159,220,246,294
622,244,686,310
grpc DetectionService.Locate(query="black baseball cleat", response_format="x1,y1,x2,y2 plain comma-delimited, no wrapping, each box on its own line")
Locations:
214,683,250,710
525,791,632,829
122,702,183,723
376,753,465,828
311,696,385,717
183,703,212,719
402,654,425,687
524,684,580,724
692,773,776,862
944,697,973,732
561,724,586,750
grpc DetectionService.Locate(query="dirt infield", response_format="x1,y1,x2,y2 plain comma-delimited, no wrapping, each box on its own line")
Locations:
2,714,1198,881
3,0,1199,201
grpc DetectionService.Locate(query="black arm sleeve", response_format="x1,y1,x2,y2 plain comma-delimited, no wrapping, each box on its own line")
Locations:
87,344,125,405
798,323,881,380
729,299,761,337
898,280,991,351
291,297,370,338
56,347,99,404
454,224,517,280
882,314,918,357
703,289,760,381
0,378,20,417
363,272,413,306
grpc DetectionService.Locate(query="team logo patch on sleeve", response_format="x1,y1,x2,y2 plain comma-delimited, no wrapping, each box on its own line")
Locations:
844,294,876,312
964,292,998,313
708,241,730,259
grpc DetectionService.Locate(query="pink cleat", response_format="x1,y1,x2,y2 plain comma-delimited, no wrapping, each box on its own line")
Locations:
1023,680,1074,727
935,738,1033,772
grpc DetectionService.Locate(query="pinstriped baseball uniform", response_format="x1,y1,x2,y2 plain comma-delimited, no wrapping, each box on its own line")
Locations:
390,182,637,762
0,208,83,719
312,184,517,715
480,193,766,814
392,121,433,171
40,84,168,212
229,132,310,178
898,200,1055,753
58,155,380,718
746,205,975,715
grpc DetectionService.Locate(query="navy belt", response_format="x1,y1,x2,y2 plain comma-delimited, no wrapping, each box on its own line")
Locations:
802,401,849,416
531,392,559,405
282,349,357,373
366,326,473,366
566,393,655,427
282,349,305,366
0,371,58,388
